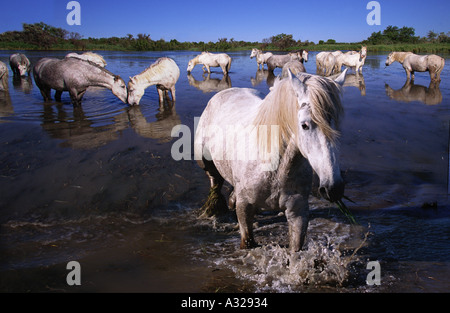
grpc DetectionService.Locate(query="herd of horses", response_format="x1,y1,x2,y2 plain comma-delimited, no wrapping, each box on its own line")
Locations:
0,48,445,251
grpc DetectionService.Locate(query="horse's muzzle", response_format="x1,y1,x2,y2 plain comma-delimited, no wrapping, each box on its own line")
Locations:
319,181,345,203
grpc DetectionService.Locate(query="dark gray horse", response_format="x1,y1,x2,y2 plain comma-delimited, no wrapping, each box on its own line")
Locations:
9,53,31,77
33,57,128,106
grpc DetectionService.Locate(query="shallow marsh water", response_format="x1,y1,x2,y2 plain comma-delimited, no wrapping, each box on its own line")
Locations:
0,50,449,293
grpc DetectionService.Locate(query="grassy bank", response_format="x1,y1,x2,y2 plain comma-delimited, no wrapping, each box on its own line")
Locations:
1,41,449,54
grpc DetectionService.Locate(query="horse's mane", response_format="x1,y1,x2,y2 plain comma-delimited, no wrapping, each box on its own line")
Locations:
82,52,107,66
132,57,169,84
253,74,343,153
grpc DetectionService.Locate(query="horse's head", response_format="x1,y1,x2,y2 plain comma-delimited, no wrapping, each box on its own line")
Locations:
250,49,258,59
127,77,144,105
360,46,367,61
289,52,301,61
301,50,309,62
187,59,196,73
111,75,128,104
385,52,395,66
17,63,29,76
289,70,347,202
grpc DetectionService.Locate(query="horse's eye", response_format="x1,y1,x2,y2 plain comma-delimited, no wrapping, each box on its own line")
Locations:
302,122,310,130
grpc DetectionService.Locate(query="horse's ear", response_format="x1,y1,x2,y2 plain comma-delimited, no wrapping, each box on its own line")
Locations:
333,68,348,86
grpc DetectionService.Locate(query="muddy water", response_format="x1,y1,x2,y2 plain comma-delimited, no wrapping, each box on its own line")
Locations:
0,50,449,293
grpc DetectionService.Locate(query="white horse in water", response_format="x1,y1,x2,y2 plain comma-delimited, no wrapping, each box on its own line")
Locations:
194,69,347,251
250,48,273,70
385,52,445,83
0,61,8,91
266,50,308,73
66,52,107,67
187,52,232,75
128,57,180,105
339,46,367,73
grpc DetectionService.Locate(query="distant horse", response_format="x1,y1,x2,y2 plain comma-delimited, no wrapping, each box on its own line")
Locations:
385,52,445,83
0,61,8,91
340,46,367,73
66,52,107,67
9,53,31,76
33,57,128,106
128,57,180,105
250,48,273,70
194,69,347,251
187,52,232,75
316,52,337,76
266,52,303,72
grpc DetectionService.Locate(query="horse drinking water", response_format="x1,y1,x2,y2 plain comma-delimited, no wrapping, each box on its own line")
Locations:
187,52,232,75
195,69,347,251
33,57,128,106
128,57,180,105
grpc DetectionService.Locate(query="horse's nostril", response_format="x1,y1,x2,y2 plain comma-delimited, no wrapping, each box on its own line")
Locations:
319,187,328,199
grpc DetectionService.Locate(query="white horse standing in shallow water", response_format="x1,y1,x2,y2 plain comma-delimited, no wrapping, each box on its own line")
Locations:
340,46,367,73
250,48,273,70
0,61,8,91
128,57,180,105
195,69,347,251
187,52,232,75
385,52,445,83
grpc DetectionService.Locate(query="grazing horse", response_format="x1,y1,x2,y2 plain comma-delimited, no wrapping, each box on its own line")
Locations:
194,69,347,251
66,52,107,67
250,48,274,70
385,52,445,83
187,52,232,75
33,57,128,106
340,46,367,73
0,61,8,91
266,52,302,72
128,57,180,105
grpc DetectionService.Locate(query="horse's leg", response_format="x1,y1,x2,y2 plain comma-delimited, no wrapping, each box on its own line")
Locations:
69,88,85,106
236,200,258,249
198,157,229,217
170,86,176,102
283,194,309,251
39,86,52,102
157,87,164,104
411,71,415,81
55,90,63,102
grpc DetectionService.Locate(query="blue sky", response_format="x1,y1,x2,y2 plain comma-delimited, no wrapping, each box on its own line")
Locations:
1,0,449,43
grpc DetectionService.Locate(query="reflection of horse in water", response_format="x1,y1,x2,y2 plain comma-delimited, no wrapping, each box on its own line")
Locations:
13,76,33,94
343,73,366,96
125,103,181,143
187,73,231,93
250,69,269,87
385,80,442,105
41,101,181,149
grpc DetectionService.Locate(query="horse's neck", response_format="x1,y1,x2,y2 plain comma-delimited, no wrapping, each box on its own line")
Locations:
134,70,162,88
271,138,304,186
85,66,115,89
394,52,411,64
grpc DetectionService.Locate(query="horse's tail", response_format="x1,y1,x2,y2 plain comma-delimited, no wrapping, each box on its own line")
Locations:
437,56,445,74
227,56,232,73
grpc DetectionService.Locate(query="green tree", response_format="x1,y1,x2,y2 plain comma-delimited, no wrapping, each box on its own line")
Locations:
271,33,296,50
